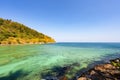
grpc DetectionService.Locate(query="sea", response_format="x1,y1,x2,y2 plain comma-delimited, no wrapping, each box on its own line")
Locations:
0,43,120,80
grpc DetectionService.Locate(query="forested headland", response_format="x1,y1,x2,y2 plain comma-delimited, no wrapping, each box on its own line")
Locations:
0,18,55,45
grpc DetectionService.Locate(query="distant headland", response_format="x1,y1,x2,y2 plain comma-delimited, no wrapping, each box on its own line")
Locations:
0,18,55,45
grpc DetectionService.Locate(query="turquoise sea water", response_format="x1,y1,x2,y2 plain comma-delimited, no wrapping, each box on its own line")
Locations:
0,43,120,80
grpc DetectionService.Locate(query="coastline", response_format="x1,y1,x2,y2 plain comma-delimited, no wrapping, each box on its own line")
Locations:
78,58,120,80
0,42,55,46
40,58,120,80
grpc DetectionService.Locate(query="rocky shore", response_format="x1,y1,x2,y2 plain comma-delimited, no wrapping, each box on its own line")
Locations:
41,58,120,80
78,58,120,80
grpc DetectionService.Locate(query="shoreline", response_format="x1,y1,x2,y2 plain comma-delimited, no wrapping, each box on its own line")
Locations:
0,42,55,46
40,58,120,80
78,58,120,80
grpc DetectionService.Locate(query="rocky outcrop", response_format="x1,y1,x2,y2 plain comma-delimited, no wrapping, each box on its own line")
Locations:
78,58,120,80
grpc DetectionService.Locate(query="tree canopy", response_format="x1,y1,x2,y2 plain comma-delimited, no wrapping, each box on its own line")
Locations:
0,18,55,44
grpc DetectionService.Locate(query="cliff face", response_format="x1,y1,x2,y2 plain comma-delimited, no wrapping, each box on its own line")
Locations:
0,18,55,45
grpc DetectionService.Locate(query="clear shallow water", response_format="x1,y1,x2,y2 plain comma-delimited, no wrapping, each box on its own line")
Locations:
0,43,120,80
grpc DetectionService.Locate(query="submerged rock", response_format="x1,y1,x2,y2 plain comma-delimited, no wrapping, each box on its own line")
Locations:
41,59,120,80
78,58,120,80
41,63,80,80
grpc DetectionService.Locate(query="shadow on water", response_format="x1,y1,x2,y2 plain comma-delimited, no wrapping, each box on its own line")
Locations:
0,70,28,80
41,66,70,80
41,63,80,80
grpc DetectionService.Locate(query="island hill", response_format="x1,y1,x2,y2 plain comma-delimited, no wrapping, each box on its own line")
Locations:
0,18,55,45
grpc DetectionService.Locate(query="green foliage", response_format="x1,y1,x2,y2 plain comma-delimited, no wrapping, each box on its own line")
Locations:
0,18,55,44
111,61,120,67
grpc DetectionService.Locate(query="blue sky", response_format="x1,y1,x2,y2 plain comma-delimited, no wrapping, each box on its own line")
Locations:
0,0,120,42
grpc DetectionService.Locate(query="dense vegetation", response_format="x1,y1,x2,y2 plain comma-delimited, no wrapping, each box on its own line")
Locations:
0,18,55,45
